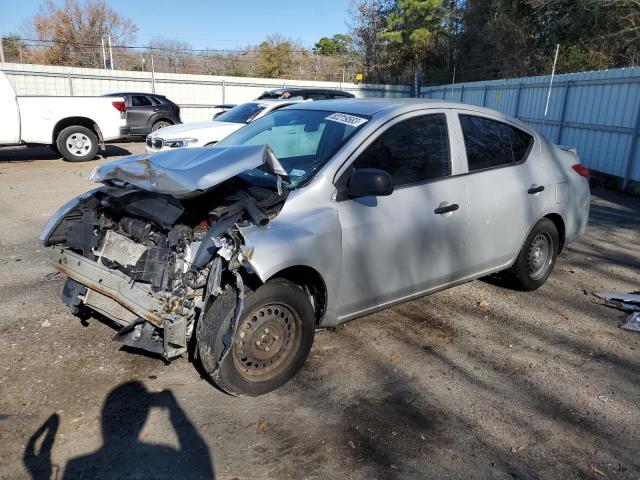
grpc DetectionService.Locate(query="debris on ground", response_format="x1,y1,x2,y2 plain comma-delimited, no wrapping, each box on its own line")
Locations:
390,351,398,363
590,464,607,476
478,300,490,309
594,291,640,333
256,419,267,433
348,440,356,449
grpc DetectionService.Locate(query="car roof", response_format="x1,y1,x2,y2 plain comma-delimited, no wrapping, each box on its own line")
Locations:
282,97,524,120
104,92,166,97
263,87,353,95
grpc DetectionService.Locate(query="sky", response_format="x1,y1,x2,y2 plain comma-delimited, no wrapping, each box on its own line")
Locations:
0,0,353,49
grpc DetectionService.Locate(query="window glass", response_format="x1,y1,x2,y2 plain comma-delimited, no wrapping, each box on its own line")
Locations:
148,96,161,105
132,95,152,106
215,103,266,123
307,93,328,100
216,109,366,189
459,115,533,172
352,114,451,187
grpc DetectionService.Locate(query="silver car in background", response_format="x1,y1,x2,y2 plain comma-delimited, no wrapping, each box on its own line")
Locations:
41,99,590,396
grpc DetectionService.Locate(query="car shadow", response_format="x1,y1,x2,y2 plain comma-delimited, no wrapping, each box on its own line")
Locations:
0,144,133,163
23,381,215,479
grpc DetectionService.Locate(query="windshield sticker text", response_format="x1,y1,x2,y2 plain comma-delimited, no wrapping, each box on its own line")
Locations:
325,113,368,127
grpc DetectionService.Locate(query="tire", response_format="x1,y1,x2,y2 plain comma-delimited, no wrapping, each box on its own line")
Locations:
151,120,171,132
506,218,559,291
197,279,315,397
56,126,99,162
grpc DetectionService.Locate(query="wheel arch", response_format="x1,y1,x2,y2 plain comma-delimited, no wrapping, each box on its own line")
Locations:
543,212,566,253
152,117,175,128
52,117,102,147
256,265,328,325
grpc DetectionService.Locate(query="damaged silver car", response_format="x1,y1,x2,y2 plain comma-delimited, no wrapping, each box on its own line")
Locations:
41,99,590,396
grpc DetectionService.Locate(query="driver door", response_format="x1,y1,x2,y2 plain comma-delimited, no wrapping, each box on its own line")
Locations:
334,111,469,319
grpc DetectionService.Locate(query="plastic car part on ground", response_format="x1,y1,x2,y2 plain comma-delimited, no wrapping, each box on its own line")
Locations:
594,290,640,333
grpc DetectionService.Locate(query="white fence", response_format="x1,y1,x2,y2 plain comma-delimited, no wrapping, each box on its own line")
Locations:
2,63,409,122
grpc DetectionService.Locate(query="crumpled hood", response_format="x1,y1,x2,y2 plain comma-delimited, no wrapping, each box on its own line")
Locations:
88,144,287,199
149,121,242,139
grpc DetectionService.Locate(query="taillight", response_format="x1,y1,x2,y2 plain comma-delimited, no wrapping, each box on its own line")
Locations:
111,101,126,113
572,164,590,178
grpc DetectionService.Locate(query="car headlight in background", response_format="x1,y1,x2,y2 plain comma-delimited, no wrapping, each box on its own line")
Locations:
163,138,198,148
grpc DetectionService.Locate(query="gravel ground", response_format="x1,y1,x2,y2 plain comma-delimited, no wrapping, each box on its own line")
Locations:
1,143,639,480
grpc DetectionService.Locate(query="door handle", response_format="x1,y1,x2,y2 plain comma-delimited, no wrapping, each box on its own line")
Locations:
434,203,459,215
528,185,545,194
153,108,160,112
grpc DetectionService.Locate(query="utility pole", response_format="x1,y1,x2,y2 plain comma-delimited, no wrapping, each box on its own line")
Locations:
107,34,114,70
151,54,156,93
101,37,107,69
544,44,560,117
0,38,5,65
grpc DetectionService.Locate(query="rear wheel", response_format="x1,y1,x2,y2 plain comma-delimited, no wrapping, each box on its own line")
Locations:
152,120,171,132
505,218,559,291
56,126,99,162
197,279,315,396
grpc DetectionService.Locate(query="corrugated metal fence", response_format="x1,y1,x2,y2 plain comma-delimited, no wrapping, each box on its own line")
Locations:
421,67,640,190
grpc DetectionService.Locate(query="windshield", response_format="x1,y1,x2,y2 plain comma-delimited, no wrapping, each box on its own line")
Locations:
216,109,368,189
215,103,265,124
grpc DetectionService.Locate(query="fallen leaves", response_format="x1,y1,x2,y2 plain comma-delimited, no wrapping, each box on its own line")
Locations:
256,418,268,433
390,351,398,363
478,300,490,309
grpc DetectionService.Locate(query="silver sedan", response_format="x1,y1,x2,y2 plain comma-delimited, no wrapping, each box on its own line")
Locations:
42,99,590,396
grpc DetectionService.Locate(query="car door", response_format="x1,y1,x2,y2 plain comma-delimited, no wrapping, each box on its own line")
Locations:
127,95,154,134
334,111,469,318
456,112,547,273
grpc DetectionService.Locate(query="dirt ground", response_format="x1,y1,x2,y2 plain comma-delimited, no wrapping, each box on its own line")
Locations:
1,142,639,480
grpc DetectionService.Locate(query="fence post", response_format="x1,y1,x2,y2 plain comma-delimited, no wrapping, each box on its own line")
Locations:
623,100,640,191
222,80,226,104
556,80,572,145
460,85,465,102
442,88,446,100
68,73,74,96
514,83,523,118
482,85,488,107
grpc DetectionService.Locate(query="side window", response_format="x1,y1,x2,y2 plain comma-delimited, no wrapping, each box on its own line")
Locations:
307,93,328,100
132,95,152,107
148,96,161,105
353,113,451,187
459,115,533,172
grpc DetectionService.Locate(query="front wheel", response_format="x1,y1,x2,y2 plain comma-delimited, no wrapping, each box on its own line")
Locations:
505,218,559,291
197,279,315,396
56,126,99,162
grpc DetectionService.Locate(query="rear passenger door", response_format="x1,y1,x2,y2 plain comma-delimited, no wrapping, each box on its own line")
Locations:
127,95,154,134
457,113,547,273
335,111,469,318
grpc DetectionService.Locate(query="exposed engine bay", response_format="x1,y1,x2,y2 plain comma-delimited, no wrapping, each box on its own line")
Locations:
42,145,288,362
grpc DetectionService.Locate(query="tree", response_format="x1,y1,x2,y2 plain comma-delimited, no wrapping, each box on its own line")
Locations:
147,38,193,73
1,35,27,62
314,34,353,56
29,0,137,68
257,34,301,78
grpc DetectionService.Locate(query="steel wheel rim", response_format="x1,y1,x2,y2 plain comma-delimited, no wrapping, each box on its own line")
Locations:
527,232,553,280
153,122,170,131
66,133,92,156
232,303,301,381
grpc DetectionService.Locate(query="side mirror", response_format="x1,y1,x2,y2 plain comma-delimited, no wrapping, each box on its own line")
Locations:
346,168,394,198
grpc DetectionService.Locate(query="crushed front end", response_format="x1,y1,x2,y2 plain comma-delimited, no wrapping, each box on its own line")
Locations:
41,146,287,361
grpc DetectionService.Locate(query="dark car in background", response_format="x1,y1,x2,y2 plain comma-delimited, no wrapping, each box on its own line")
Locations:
103,92,181,135
256,88,354,100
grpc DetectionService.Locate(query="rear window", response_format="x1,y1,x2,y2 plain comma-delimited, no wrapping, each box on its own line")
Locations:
459,115,533,172
215,103,266,124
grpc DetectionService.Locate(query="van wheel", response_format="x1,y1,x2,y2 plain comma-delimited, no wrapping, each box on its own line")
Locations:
57,126,99,162
506,218,559,291
197,279,315,397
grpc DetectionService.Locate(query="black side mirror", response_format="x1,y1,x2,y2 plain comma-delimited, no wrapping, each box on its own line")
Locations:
346,168,394,198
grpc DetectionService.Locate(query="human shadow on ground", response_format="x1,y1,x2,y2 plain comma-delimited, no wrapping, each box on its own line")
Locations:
23,381,214,480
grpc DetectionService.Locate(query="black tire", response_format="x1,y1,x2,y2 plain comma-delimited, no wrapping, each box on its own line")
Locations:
505,218,559,291
151,120,172,132
56,126,99,162
197,279,315,397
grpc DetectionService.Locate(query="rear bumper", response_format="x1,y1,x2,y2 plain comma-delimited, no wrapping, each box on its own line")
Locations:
119,126,131,137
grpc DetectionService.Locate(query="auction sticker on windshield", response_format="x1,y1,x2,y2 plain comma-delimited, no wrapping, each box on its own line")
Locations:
325,113,368,127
